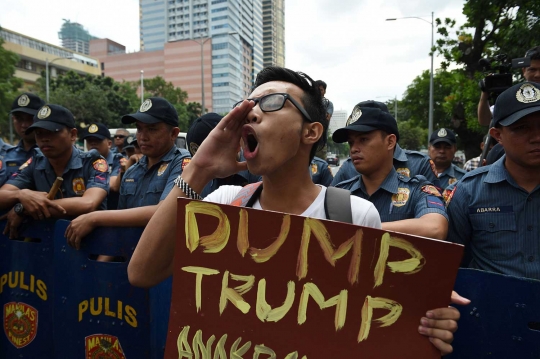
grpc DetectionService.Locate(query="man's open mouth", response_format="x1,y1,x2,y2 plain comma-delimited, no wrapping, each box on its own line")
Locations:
242,127,259,159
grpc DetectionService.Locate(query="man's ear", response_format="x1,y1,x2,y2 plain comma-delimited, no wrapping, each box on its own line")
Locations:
70,128,78,141
302,122,324,145
489,127,503,145
386,133,397,151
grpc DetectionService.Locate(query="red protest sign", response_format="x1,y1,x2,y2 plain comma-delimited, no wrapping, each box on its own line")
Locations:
165,198,463,358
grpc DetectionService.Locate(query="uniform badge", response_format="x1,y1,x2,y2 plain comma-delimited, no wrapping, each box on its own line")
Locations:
421,185,442,197
88,124,98,133
37,106,51,119
72,178,86,196
448,177,457,185
17,94,30,107
140,99,152,112
396,168,410,177
516,83,539,103
189,142,199,156
85,334,126,359
346,106,362,126
437,128,447,137
443,186,457,206
311,163,318,174
429,159,438,177
3,302,38,349
181,158,191,170
92,159,109,173
157,163,169,176
391,188,410,207
19,158,32,171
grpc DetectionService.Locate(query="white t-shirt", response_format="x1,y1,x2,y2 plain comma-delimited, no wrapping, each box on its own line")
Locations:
204,185,382,229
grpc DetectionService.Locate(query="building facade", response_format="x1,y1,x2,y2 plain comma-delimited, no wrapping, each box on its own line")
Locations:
1,28,100,89
328,110,348,135
58,20,96,55
262,0,285,67
139,0,264,114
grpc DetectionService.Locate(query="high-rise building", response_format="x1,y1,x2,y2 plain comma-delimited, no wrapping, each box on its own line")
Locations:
139,0,264,114
328,110,348,135
58,20,96,55
262,0,285,67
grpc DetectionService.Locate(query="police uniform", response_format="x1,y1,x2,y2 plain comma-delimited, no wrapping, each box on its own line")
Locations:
331,144,438,186
310,156,334,186
438,163,466,190
1,141,40,186
0,138,13,157
7,147,110,210
446,82,540,280
118,96,192,209
118,145,191,209
335,169,447,222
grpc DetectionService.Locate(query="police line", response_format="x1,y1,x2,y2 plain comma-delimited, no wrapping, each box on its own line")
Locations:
1,219,538,358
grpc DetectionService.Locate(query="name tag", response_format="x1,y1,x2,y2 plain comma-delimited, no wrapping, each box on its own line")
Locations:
125,178,137,183
469,206,513,214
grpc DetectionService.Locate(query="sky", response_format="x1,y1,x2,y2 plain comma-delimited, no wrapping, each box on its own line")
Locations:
0,0,467,115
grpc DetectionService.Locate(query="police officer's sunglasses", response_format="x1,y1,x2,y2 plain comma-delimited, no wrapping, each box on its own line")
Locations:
233,93,313,122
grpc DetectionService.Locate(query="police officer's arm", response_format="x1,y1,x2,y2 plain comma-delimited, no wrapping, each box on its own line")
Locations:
128,100,253,288
109,155,123,193
319,162,334,187
477,91,492,126
446,186,472,246
382,213,448,240
47,188,107,217
330,159,356,186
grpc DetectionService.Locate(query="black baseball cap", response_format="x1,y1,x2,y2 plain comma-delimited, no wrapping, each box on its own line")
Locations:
10,93,46,116
81,123,110,141
430,128,456,145
333,106,399,143
357,100,389,113
121,97,178,127
186,113,223,156
123,135,137,150
26,104,76,134
493,82,540,126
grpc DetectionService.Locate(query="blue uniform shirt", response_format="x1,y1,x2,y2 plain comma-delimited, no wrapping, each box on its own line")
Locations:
1,140,39,186
7,147,109,210
331,144,438,186
0,138,13,157
446,156,540,280
437,163,466,190
310,156,334,187
334,168,447,222
118,146,191,209
106,151,123,177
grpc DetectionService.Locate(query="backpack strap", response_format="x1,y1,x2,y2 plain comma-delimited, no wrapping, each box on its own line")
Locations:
230,182,263,207
324,187,353,223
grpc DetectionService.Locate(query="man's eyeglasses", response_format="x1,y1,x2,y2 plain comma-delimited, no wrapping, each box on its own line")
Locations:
114,135,126,139
233,93,313,122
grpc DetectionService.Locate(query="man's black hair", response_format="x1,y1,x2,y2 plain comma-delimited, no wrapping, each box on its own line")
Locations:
254,66,327,164
315,80,327,90
525,46,540,60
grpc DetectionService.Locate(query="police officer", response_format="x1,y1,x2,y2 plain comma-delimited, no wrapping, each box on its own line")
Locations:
447,82,540,280
81,122,124,209
111,128,130,155
187,113,261,197
310,156,333,186
331,100,438,186
1,93,45,186
332,106,448,240
0,104,109,238
428,128,466,189
65,97,191,248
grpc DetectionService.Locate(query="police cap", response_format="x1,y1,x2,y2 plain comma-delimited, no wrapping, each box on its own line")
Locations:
121,97,179,127
26,104,76,134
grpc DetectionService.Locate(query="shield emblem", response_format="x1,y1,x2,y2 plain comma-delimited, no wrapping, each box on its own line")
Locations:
4,302,38,349
85,334,126,359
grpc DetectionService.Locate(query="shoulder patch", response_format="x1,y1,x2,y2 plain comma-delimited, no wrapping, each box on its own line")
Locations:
426,195,445,209
92,158,108,173
429,159,438,177
181,158,191,170
421,185,442,197
444,186,457,206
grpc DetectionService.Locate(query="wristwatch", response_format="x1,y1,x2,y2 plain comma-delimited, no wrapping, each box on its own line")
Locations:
13,203,25,217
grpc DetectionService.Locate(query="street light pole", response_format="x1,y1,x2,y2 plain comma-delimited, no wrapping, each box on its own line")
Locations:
46,56,73,102
191,35,211,115
386,12,434,146
140,70,144,105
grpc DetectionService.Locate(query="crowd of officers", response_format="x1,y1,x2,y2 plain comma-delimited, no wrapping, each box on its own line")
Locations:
0,55,539,354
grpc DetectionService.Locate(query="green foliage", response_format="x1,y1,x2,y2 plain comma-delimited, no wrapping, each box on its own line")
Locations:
0,28,23,139
326,133,349,157
397,121,428,152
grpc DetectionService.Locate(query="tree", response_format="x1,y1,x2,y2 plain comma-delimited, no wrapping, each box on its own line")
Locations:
397,121,428,152
0,27,23,139
33,71,139,129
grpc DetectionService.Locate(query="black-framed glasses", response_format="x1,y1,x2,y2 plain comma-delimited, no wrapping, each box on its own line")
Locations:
233,93,313,122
